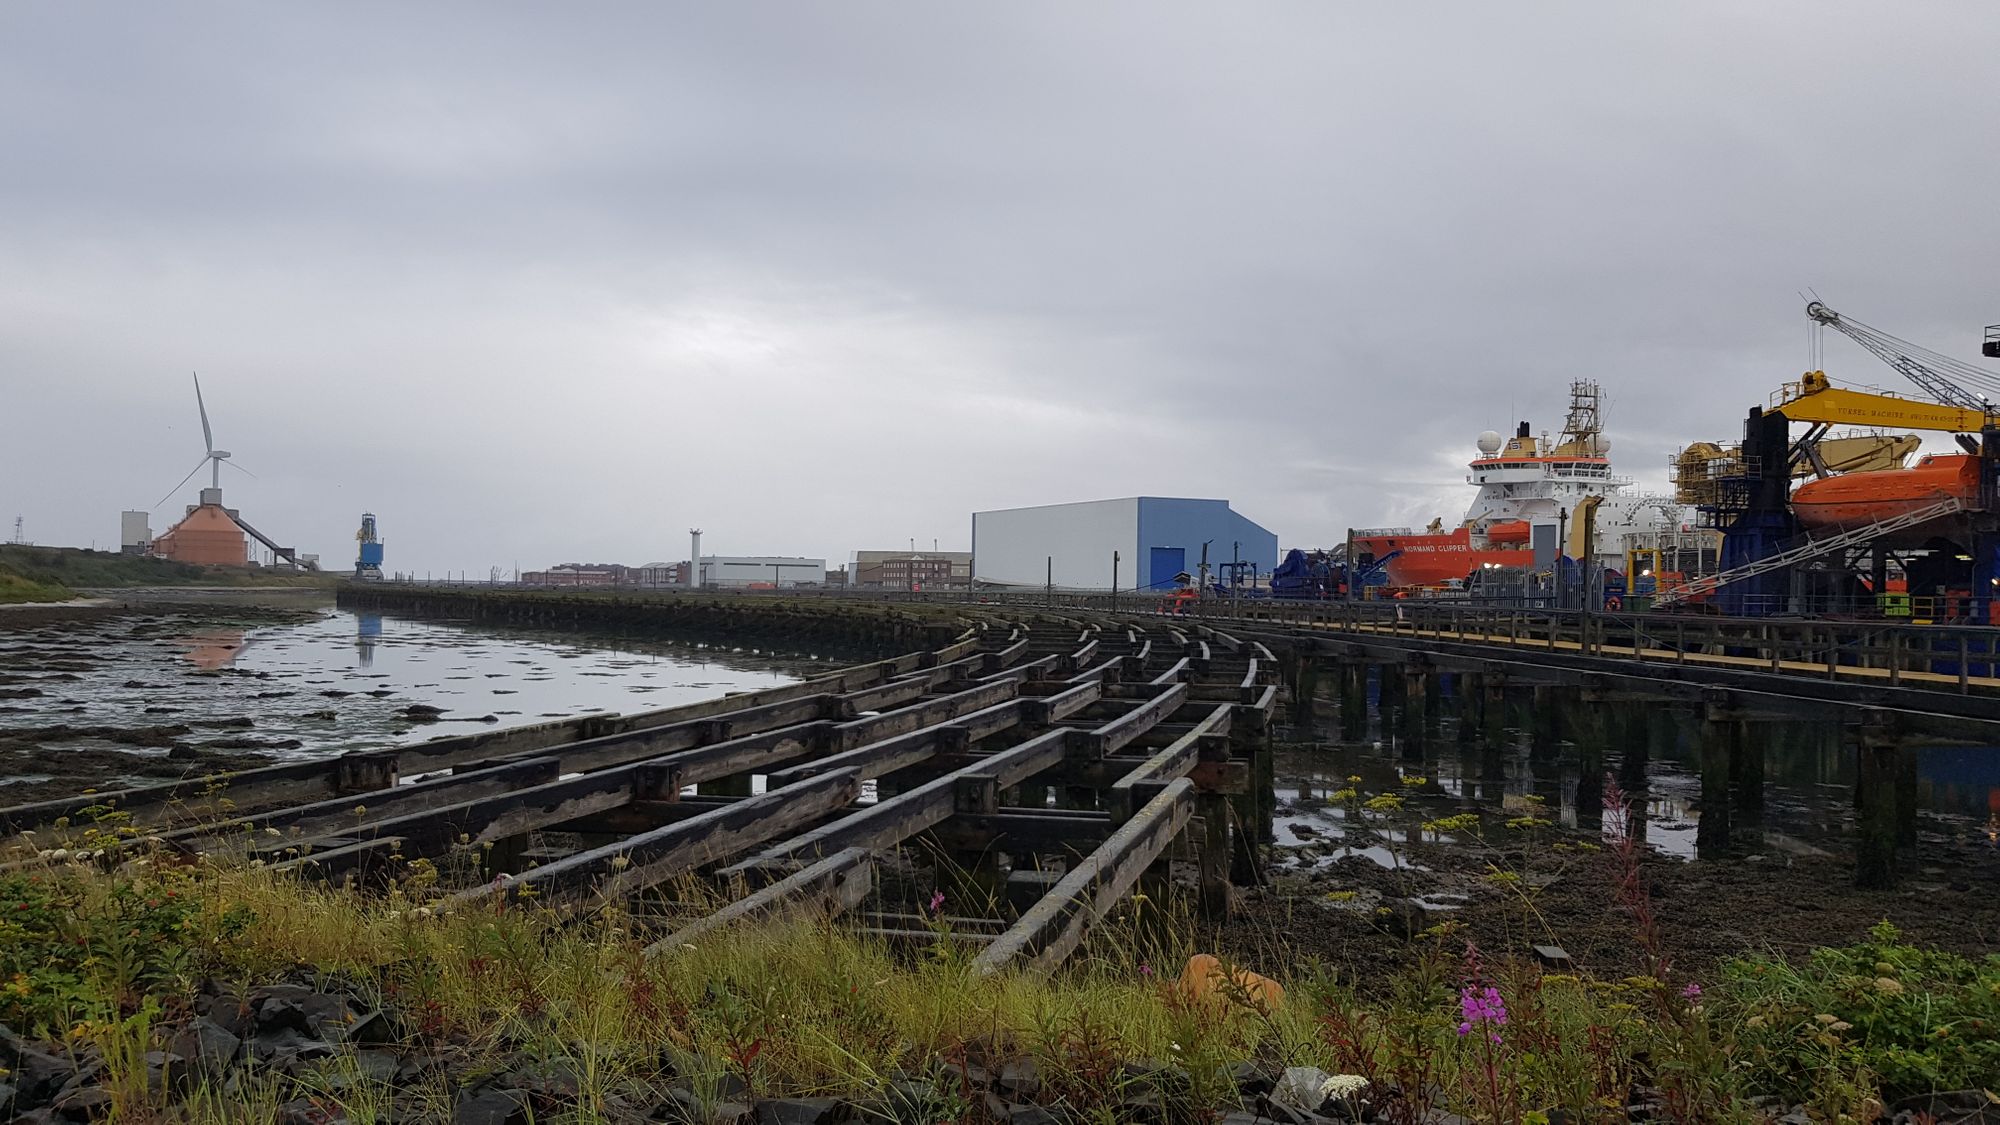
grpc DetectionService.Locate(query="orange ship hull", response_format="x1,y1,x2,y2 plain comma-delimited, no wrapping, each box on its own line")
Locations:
1790,454,1978,543
1353,526,1536,587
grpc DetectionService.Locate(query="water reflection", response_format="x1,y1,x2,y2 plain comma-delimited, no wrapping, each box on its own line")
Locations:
179,629,246,671
1281,677,2000,865
356,613,382,669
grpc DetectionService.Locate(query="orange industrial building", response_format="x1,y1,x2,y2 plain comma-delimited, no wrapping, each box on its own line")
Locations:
150,496,249,567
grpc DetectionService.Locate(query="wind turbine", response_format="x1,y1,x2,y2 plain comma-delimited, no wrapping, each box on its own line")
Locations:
155,373,253,508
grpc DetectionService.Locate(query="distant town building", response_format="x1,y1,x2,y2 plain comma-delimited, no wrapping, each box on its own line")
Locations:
633,561,689,586
521,563,630,586
696,556,826,588
524,556,827,589
850,550,973,590
971,497,1277,591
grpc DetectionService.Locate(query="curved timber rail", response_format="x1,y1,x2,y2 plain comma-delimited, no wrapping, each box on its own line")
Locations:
0,592,1276,973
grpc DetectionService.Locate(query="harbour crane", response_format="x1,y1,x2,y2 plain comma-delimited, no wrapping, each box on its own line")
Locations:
1674,302,2000,617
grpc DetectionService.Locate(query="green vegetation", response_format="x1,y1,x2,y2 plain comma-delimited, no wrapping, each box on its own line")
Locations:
0,544,335,593
3,838,1992,1122
0,564,72,604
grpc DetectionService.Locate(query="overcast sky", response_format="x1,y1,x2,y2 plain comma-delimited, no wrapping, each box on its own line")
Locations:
6,3,1999,576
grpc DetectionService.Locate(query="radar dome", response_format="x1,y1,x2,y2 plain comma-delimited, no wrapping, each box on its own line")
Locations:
1592,436,1611,456
1476,430,1502,455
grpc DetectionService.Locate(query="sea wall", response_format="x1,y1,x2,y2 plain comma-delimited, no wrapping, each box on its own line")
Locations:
334,584,970,655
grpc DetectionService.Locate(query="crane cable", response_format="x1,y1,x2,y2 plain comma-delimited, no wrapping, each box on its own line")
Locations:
1809,302,2000,406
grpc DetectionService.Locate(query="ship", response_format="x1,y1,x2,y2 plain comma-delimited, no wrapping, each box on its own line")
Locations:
1350,381,1692,588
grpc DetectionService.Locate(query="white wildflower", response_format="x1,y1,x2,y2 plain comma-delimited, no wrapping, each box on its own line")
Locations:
1322,1074,1368,1099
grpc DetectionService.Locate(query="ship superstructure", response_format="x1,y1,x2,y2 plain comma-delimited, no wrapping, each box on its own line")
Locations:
1351,381,1692,588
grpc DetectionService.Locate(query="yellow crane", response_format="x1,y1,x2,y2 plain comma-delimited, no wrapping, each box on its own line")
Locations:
1774,370,1998,434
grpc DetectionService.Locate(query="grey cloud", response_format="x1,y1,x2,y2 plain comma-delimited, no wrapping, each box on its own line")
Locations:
5,3,1999,571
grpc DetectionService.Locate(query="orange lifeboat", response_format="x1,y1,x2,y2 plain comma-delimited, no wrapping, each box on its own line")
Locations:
1790,454,1978,540
1487,520,1533,546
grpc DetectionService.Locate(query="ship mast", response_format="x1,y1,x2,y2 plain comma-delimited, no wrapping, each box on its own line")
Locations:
1555,379,1604,456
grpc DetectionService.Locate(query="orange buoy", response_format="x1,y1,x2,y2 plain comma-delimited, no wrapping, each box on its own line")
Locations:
1178,953,1285,1011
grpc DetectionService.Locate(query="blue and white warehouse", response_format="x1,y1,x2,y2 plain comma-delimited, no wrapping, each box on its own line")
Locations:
971,497,1279,591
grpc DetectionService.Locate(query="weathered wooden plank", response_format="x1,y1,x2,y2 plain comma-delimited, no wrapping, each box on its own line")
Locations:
641,722,832,792
718,730,1074,879
930,810,1113,853
972,779,1195,974
829,680,1017,749
1106,704,1231,822
1084,682,1188,756
271,834,407,880
447,769,863,911
168,756,565,852
646,846,874,956
1147,657,1191,685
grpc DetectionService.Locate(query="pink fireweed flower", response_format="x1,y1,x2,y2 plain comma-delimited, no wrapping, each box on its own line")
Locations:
1457,985,1508,1044
1682,981,1703,1001
928,890,946,916
1139,963,1153,978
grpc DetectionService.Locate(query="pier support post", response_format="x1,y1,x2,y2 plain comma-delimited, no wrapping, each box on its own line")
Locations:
1338,660,1368,741
1197,792,1233,919
1289,652,1321,734
1377,663,1403,740
1529,686,1563,761
1400,661,1430,755
1456,673,1482,743
1697,719,1739,858
1481,681,1509,748
1855,717,1909,889
1730,728,1766,817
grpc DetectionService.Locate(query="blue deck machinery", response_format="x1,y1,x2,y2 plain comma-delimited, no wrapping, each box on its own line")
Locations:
354,513,384,581
1267,547,1401,599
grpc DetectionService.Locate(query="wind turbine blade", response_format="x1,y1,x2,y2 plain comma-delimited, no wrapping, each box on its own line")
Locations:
223,459,257,479
193,372,213,454
154,456,210,510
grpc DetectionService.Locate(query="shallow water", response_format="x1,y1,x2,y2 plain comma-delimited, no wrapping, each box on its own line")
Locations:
0,607,826,780
1275,683,2000,866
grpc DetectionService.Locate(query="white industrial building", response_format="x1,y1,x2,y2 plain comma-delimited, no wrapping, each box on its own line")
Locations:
696,556,826,588
972,497,1279,591
118,510,152,556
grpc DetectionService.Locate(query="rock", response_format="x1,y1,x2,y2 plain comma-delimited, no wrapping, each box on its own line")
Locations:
1887,1091,2000,1124
1371,899,1431,940
455,1088,532,1125
0,1025,77,1110
352,1049,402,1085
1120,1058,1190,1094
249,984,355,1036
1531,944,1572,968
1007,1105,1062,1125
654,1089,752,1125
940,1060,991,1090
404,704,446,721
1272,1067,1334,1116
248,1026,336,1066
276,1096,350,1124
344,1009,403,1046
995,1058,1040,1101
1229,1060,1275,1097
52,1084,113,1118
753,1097,845,1125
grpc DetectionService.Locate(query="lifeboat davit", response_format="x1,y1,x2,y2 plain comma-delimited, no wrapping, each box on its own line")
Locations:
1790,454,1978,542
